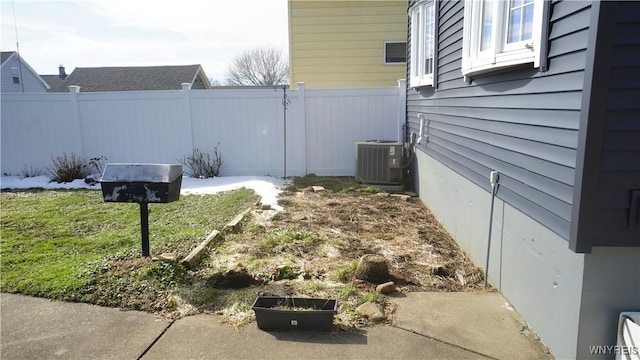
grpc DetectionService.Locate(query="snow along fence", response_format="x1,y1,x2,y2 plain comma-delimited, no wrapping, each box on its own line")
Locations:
1,81,406,177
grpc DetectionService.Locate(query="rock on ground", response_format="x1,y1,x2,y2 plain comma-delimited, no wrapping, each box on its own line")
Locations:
376,281,396,294
354,254,391,284
356,303,386,323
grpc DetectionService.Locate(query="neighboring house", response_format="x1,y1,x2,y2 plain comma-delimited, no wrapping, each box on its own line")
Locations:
287,0,407,88
49,65,212,92
41,65,68,93
405,1,639,359
1,51,50,93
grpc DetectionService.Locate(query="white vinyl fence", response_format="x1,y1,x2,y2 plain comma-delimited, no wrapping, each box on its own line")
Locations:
1,81,406,177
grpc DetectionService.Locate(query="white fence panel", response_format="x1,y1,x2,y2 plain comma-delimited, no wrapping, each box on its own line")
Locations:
305,87,402,175
0,82,405,178
190,88,294,176
1,93,81,175
77,91,190,165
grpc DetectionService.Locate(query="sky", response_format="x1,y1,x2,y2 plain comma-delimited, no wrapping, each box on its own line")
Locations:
0,174,287,210
0,0,289,83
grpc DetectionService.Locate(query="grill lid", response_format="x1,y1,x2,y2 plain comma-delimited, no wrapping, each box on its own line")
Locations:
100,163,182,183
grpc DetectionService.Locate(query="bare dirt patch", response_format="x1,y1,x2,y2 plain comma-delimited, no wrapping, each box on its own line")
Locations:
232,187,485,292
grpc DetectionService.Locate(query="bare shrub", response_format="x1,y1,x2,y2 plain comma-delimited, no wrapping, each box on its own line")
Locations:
20,165,45,178
84,156,109,185
48,152,91,183
181,146,223,178
88,156,109,176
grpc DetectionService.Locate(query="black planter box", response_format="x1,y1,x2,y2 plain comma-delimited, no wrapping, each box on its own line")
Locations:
252,297,337,331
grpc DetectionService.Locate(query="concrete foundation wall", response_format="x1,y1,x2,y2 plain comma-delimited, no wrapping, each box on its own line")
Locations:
413,150,585,359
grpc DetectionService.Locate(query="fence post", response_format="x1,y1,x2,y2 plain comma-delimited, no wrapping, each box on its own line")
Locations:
68,85,86,158
181,83,195,155
397,79,407,143
298,82,307,175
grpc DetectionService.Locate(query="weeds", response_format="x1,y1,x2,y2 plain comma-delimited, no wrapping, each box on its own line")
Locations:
192,287,220,307
20,165,44,178
359,186,385,194
145,262,187,286
257,227,325,255
362,291,383,304
273,264,298,280
334,260,359,282
286,174,361,192
337,284,357,299
182,146,223,178
216,288,259,330
299,280,325,294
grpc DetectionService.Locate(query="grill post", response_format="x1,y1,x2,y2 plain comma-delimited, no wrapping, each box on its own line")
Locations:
140,202,150,257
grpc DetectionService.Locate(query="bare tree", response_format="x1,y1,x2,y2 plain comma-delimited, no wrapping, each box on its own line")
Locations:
225,47,288,86
208,77,223,87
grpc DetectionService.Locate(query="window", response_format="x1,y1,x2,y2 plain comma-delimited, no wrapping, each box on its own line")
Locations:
11,67,20,84
462,0,548,79
384,42,407,64
409,0,436,87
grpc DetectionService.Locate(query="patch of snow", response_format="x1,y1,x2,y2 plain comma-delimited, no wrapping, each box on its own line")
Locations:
180,176,287,211
0,175,287,211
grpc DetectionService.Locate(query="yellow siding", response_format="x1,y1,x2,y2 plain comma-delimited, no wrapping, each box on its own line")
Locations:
288,0,407,88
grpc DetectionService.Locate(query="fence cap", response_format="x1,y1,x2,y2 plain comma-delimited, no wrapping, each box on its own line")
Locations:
100,163,182,183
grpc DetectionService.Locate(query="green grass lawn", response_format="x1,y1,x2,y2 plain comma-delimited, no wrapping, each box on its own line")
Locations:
0,188,259,305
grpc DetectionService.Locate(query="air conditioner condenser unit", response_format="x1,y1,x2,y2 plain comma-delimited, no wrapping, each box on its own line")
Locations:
355,140,403,187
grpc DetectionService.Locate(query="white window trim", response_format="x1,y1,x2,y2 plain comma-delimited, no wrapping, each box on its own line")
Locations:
11,67,20,84
383,41,407,65
409,0,436,88
462,0,549,80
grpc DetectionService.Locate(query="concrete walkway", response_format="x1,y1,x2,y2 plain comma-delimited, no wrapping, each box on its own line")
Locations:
1,292,553,360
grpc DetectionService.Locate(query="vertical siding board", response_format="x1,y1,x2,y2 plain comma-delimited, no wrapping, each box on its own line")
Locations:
572,1,640,249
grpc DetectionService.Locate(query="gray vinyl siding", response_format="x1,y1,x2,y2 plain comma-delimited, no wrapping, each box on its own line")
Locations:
586,1,640,248
407,0,591,241
1,55,48,93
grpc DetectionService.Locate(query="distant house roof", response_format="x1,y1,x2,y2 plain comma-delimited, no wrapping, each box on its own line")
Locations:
41,75,67,92
1,51,51,91
1,51,15,65
52,65,212,92
41,65,69,92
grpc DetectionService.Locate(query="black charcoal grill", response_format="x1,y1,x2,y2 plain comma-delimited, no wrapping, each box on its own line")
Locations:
100,163,182,257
